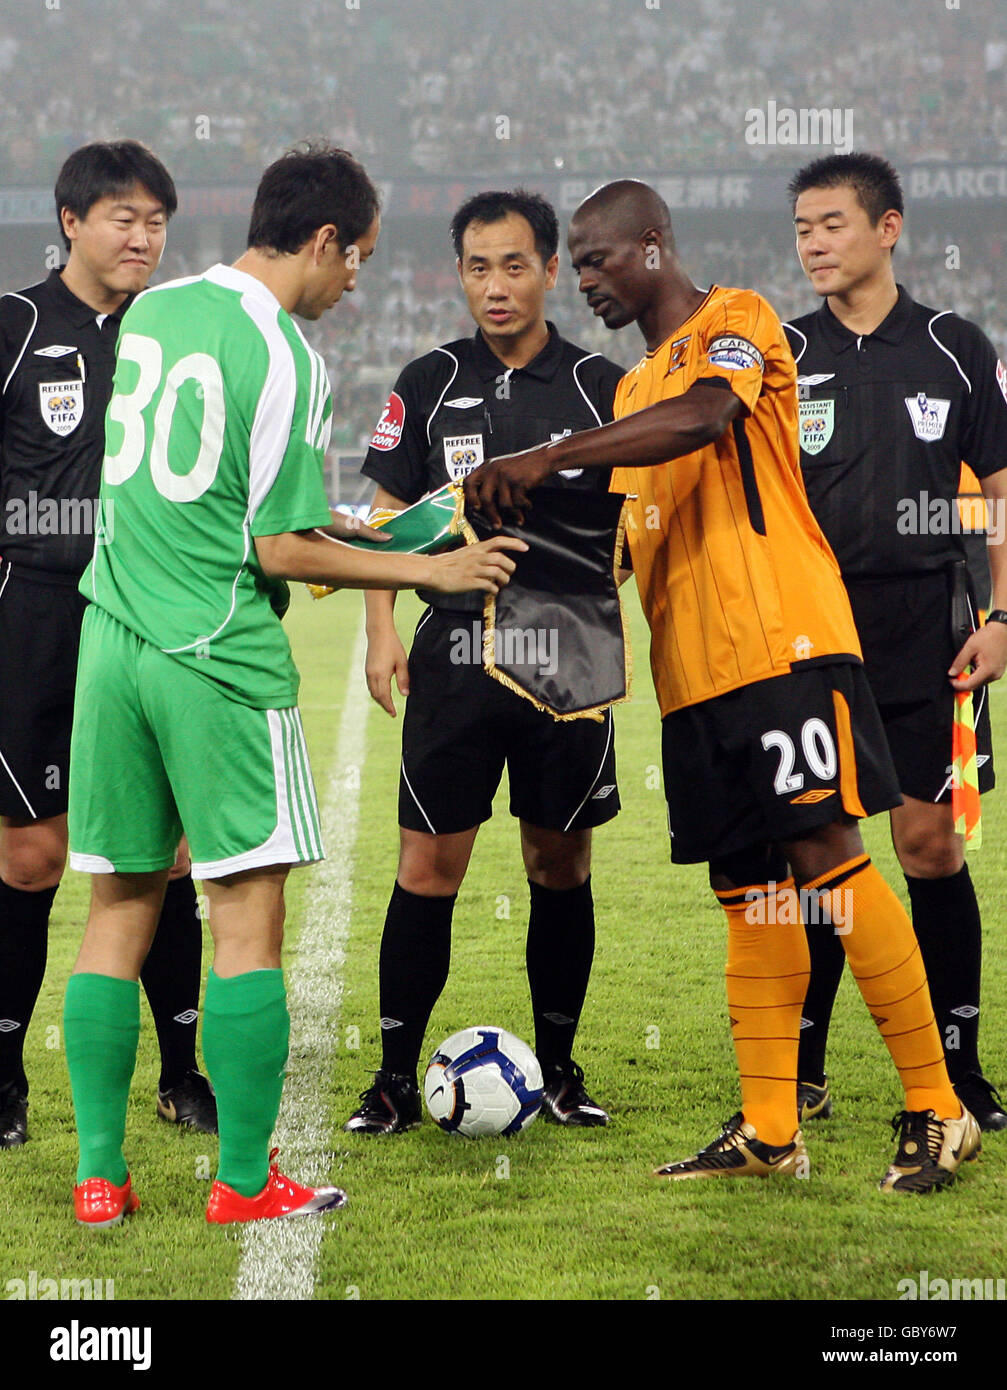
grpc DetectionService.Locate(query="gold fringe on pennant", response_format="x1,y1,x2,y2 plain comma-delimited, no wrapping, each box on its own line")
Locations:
473,498,633,723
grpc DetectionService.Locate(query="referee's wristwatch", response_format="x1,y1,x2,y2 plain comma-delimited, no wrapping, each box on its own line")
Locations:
985,610,1007,626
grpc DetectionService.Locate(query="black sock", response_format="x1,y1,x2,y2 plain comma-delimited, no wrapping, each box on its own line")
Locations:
378,882,454,1077
140,874,203,1091
796,918,846,1087
0,879,57,1094
525,876,595,1068
905,865,982,1083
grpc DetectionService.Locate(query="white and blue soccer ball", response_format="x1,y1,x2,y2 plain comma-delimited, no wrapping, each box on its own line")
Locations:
424,1026,544,1137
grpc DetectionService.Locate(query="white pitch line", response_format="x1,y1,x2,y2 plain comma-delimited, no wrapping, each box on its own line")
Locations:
234,615,370,1301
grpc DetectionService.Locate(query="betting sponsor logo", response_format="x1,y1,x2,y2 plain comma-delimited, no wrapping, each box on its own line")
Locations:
369,390,405,451
38,379,83,436
443,433,484,479
706,335,765,372
904,392,951,442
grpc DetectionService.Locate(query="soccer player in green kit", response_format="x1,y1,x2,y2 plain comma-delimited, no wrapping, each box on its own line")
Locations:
64,145,523,1226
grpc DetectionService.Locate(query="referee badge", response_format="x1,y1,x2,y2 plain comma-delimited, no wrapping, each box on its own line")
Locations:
443,433,484,479
38,379,84,436
798,398,834,455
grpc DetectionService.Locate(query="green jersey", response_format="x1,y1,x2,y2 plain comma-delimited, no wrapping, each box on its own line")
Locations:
82,264,333,708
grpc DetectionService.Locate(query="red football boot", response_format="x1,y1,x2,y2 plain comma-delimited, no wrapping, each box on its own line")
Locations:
206,1149,347,1224
74,1174,141,1227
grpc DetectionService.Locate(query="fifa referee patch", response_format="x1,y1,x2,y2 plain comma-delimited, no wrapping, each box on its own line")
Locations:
443,434,484,479
799,399,835,455
38,380,84,436
706,336,765,372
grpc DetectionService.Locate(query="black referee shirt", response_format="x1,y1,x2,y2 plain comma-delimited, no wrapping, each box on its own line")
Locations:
0,269,130,576
784,286,1007,577
361,321,625,611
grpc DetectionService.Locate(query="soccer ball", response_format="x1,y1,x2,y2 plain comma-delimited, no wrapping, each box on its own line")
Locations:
424,1026,544,1137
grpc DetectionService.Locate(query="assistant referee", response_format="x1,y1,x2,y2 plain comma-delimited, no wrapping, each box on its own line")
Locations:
785,152,1007,1131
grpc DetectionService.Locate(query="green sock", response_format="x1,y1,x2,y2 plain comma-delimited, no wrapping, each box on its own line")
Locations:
203,968,289,1197
64,973,140,1186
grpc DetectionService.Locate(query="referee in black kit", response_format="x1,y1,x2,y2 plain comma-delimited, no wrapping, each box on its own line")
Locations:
343,190,624,1134
784,152,1007,1130
0,142,216,1146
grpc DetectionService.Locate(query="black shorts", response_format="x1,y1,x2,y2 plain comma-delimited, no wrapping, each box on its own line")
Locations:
399,608,620,835
661,661,901,864
846,570,995,804
0,562,87,820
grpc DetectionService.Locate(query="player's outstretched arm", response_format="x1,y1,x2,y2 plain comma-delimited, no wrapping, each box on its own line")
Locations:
464,381,742,526
253,528,526,595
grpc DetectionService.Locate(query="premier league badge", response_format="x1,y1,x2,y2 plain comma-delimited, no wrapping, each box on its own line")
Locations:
798,398,834,455
904,392,950,443
38,379,84,436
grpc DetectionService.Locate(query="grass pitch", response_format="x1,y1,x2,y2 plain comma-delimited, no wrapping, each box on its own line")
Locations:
2,585,1006,1305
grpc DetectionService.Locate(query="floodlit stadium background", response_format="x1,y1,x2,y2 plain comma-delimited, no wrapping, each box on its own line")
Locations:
1,0,1004,502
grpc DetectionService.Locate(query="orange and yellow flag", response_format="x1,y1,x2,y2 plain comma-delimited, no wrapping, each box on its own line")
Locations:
952,675,982,846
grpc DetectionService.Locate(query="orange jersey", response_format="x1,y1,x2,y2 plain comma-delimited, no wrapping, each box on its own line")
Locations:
612,285,862,716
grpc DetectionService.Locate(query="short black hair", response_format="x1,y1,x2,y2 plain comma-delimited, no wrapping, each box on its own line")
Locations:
788,152,904,224
247,142,380,255
450,189,559,266
55,140,177,251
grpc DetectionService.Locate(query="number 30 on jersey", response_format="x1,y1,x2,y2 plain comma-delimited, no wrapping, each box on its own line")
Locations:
104,332,226,502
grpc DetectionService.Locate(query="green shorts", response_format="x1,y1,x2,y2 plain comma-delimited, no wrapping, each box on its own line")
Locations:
68,606,324,879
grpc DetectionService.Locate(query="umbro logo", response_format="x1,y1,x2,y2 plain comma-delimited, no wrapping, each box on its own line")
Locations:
951,1005,979,1019
799,1017,813,1029
379,1017,404,1030
173,1009,199,1025
592,784,616,799
0,1019,21,1033
542,1011,573,1026
444,396,483,408
33,344,77,358
790,789,835,804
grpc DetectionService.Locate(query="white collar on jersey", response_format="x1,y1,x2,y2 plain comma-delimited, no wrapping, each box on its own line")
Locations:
204,262,282,310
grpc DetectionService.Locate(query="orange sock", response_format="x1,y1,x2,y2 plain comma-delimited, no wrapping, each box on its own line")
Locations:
717,877,810,1146
801,855,958,1118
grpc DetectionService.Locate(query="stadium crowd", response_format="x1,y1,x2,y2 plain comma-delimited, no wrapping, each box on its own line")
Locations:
156,223,1007,462
0,0,1004,181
